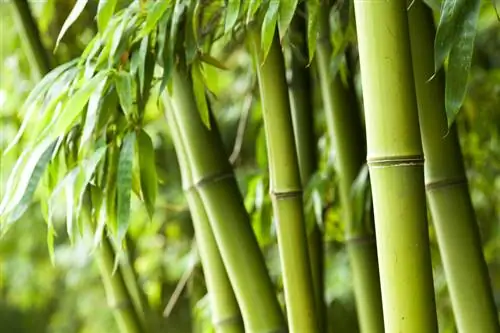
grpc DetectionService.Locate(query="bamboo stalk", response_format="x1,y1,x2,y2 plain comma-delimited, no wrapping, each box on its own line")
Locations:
352,0,439,331
164,96,244,333
315,4,383,332
10,0,52,78
288,10,325,331
167,64,286,333
408,3,500,332
11,3,147,332
251,29,319,333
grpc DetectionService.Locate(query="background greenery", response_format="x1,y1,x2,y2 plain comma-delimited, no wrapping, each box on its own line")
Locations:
0,1,498,332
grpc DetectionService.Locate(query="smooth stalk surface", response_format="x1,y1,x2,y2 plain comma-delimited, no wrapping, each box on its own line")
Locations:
252,29,319,333
164,97,244,333
408,3,500,332
168,65,286,333
353,0,438,331
316,4,383,332
288,10,325,331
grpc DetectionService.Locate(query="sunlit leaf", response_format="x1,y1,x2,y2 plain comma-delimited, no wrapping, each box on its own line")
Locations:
97,0,117,33
1,140,56,229
80,78,109,153
260,1,280,61
246,0,262,25
191,61,210,128
49,71,108,142
56,0,90,49
115,71,135,116
350,164,370,235
137,130,157,219
199,53,229,70
225,0,240,33
117,132,136,242
141,0,172,37
278,0,298,40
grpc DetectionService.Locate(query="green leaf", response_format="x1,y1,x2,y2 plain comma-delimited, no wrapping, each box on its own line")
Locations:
260,1,280,61
137,130,157,219
56,0,90,49
307,0,320,63
350,164,370,235
141,0,172,37
225,0,240,33
278,0,298,40
1,140,56,230
191,61,210,128
117,132,136,242
109,9,131,66
199,53,229,70
80,78,109,153
49,71,108,142
434,0,480,125
246,0,262,25
97,0,117,33
114,71,135,116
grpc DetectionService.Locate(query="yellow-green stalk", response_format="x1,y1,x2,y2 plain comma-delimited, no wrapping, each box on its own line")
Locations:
408,2,500,332
353,0,439,331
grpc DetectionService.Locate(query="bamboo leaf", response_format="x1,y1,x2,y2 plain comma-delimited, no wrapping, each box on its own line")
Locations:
307,0,320,63
199,53,229,70
49,71,108,142
434,0,480,72
191,61,210,128
56,0,90,49
440,1,481,126
246,0,262,24
114,71,134,116
137,130,157,219
260,1,280,61
80,78,109,153
278,0,298,40
65,176,76,243
350,165,369,234
117,132,136,242
97,0,117,33
109,10,131,66
1,140,56,229
225,0,240,33
141,0,172,37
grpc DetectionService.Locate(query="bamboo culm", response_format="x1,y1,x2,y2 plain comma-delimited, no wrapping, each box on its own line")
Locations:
315,3,384,332
251,29,319,333
408,2,500,332
353,0,439,331
164,96,244,333
168,64,286,333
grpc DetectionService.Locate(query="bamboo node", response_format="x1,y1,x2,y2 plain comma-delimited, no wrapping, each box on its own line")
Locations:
425,177,468,191
367,155,424,168
270,189,303,199
185,171,234,192
213,315,243,328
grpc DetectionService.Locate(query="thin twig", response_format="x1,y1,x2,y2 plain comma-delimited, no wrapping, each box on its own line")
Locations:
229,95,253,165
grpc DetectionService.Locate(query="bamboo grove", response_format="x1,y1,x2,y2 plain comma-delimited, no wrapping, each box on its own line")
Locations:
1,0,498,332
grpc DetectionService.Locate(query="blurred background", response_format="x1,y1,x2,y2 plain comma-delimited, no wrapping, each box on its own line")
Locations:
0,1,498,332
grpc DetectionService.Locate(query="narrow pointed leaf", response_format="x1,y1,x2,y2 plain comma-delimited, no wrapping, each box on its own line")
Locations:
225,0,240,33
117,132,136,242
191,62,210,128
260,1,280,61
199,53,229,70
56,0,90,49
114,71,134,116
97,0,118,33
246,0,262,24
141,0,171,37
307,0,320,63
278,0,298,39
80,78,109,153
137,130,157,219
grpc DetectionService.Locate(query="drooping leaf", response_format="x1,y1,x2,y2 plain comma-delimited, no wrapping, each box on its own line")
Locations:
97,0,118,33
1,140,56,229
80,78,109,153
350,164,370,235
278,0,298,40
199,53,229,70
137,130,157,219
307,0,320,63
225,0,240,33
105,144,119,234
260,1,280,61
141,0,172,37
246,0,262,25
191,61,210,128
49,71,108,142
117,132,136,242
56,0,90,49
109,9,132,66
437,0,481,126
114,71,135,116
